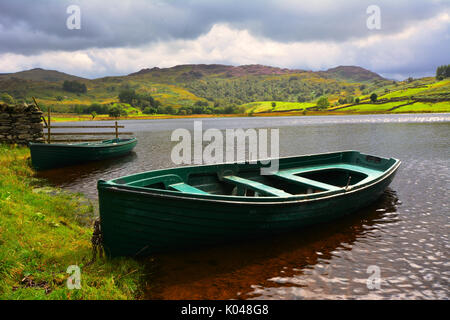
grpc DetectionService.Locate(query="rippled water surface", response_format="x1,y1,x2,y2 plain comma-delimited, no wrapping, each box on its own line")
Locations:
37,113,450,299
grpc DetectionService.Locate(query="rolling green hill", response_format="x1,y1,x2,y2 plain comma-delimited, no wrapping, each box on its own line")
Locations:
0,64,448,116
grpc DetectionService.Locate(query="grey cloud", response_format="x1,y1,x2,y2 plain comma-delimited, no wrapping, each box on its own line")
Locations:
0,0,448,55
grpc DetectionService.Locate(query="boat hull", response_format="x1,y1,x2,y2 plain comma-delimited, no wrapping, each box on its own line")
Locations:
29,138,137,170
98,151,400,257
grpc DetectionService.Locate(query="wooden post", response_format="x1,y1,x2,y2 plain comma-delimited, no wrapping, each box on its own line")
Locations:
115,121,118,139
47,107,51,144
32,96,48,127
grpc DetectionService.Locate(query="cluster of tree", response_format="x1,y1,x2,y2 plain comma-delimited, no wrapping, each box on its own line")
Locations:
436,65,450,80
184,76,354,105
178,104,245,115
108,105,128,118
370,93,378,102
337,96,355,105
316,96,329,109
81,103,111,115
183,76,394,107
46,98,245,117
67,102,127,118
142,100,245,115
62,80,87,94
143,105,175,115
118,89,161,110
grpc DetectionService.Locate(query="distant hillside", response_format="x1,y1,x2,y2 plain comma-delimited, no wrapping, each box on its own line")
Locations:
321,66,384,83
123,64,388,105
129,64,304,79
3,63,445,116
0,68,86,82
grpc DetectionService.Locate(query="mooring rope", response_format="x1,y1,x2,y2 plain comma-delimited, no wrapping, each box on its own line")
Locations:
85,218,103,266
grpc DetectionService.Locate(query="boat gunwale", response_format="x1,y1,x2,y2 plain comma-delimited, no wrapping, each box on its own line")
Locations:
29,137,137,149
98,152,401,205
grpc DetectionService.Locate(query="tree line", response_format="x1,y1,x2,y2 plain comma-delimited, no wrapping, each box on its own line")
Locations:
436,65,450,80
62,80,87,94
183,76,394,104
31,88,246,117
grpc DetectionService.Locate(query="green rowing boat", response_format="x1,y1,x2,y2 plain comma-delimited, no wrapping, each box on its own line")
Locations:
29,138,137,170
98,150,400,257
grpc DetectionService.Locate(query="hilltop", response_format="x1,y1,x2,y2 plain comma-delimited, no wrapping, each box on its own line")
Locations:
0,68,86,82
129,64,306,79
320,66,385,83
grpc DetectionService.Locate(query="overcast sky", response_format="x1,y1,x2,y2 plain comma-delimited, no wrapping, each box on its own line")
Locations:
0,0,448,80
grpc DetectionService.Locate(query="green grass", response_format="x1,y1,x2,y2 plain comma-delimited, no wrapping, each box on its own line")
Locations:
362,78,450,101
333,101,450,113
0,145,146,299
390,101,450,113
336,101,408,112
380,87,430,99
241,101,316,113
51,115,99,122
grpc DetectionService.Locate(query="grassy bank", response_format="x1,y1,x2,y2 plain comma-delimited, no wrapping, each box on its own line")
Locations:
50,112,251,122
0,145,146,299
46,99,450,122
48,106,450,122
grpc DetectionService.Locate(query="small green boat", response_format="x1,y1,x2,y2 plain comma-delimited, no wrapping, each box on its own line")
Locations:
29,138,137,170
98,150,400,257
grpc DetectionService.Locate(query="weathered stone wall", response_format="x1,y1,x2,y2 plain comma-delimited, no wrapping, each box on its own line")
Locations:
0,103,45,144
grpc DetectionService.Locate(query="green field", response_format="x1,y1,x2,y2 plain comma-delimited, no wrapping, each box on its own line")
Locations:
335,101,408,112
390,101,450,113
241,101,316,113
238,99,450,115
331,101,450,113
378,80,450,99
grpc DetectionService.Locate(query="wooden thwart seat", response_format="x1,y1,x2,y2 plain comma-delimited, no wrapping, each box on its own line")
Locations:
168,183,209,195
279,164,381,179
222,175,291,197
272,171,342,192
128,174,210,195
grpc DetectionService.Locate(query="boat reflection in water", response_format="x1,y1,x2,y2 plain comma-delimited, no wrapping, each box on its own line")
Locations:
34,151,137,197
145,188,400,300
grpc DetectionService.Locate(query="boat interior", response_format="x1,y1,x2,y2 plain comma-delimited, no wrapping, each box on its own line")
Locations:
71,138,133,146
111,151,397,198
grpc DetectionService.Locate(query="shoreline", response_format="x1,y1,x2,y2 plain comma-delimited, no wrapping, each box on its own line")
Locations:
0,145,146,299
50,110,450,122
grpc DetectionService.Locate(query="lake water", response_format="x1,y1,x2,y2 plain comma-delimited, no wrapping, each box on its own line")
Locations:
37,113,450,299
